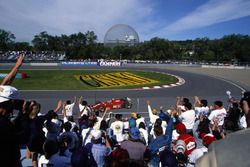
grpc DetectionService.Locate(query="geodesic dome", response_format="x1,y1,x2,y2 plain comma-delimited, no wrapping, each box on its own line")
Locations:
104,24,139,47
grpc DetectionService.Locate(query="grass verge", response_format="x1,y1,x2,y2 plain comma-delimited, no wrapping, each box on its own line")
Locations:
0,70,178,90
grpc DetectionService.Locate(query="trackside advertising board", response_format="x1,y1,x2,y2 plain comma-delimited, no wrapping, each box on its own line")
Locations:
61,61,98,66
98,61,122,67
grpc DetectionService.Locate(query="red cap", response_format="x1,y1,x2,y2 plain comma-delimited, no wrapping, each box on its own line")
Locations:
202,133,216,147
175,122,186,132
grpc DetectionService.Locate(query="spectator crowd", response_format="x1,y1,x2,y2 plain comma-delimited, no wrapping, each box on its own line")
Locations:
0,51,66,62
1,55,250,167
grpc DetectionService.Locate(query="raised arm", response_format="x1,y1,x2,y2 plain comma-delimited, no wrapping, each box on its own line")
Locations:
54,100,63,113
1,54,24,85
193,96,201,108
165,108,176,139
175,96,182,107
147,100,154,123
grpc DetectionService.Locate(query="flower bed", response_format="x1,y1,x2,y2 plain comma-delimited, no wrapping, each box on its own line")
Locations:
75,72,159,88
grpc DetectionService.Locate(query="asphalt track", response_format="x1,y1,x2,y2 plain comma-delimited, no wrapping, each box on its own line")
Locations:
6,65,245,118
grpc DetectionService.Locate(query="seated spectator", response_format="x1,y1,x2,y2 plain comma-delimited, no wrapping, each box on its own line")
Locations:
178,102,195,136
208,101,227,130
194,96,210,118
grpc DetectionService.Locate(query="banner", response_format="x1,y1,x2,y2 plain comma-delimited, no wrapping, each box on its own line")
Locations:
61,61,98,66
98,61,122,67
0,73,27,79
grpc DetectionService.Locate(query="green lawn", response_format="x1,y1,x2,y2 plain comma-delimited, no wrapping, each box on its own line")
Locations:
0,70,178,90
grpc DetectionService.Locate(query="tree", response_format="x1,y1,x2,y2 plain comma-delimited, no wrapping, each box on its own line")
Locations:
0,29,15,51
32,31,50,51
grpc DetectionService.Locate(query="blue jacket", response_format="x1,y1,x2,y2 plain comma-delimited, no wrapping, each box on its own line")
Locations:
147,117,174,167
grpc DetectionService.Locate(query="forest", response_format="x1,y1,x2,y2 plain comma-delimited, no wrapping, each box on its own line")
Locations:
1,29,250,63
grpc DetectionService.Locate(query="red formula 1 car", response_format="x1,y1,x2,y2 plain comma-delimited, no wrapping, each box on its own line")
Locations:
92,97,132,112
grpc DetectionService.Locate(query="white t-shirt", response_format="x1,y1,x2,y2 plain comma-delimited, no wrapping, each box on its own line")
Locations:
110,120,124,135
136,117,145,127
93,116,103,130
179,109,196,129
187,147,207,167
239,115,247,129
38,153,71,167
148,105,159,124
79,104,91,117
63,117,77,131
150,121,167,139
81,128,93,145
139,128,148,145
208,108,227,126
63,103,75,117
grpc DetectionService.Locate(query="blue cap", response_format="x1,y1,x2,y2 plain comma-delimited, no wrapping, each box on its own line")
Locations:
129,127,140,140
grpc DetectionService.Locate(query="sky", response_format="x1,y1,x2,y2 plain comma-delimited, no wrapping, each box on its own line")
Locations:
0,0,250,42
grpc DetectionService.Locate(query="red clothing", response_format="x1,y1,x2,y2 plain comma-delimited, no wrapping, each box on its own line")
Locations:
177,134,196,155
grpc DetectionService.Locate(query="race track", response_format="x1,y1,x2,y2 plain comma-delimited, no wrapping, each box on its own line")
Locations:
14,65,245,118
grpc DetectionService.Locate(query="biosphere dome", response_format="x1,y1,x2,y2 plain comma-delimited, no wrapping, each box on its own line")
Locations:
104,24,139,47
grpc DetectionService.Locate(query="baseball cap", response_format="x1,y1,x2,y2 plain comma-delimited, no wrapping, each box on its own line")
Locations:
175,122,186,132
91,130,102,140
0,85,20,103
129,127,140,140
200,133,216,147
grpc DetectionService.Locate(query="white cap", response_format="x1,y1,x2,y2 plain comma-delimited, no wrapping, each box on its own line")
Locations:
91,130,102,140
0,85,20,103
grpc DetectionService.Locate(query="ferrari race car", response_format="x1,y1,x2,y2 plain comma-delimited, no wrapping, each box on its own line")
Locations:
92,97,132,112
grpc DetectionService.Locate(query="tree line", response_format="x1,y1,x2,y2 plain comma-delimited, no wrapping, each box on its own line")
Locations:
1,29,250,62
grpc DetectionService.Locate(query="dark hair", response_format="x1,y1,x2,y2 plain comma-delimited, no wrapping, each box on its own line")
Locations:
153,125,163,136
182,98,190,105
66,100,71,105
115,114,122,120
200,99,208,107
197,118,210,138
214,101,223,107
81,100,88,105
137,113,141,119
100,120,108,131
138,122,146,130
43,140,59,159
155,118,162,127
63,122,72,132
88,118,97,128
184,102,192,110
